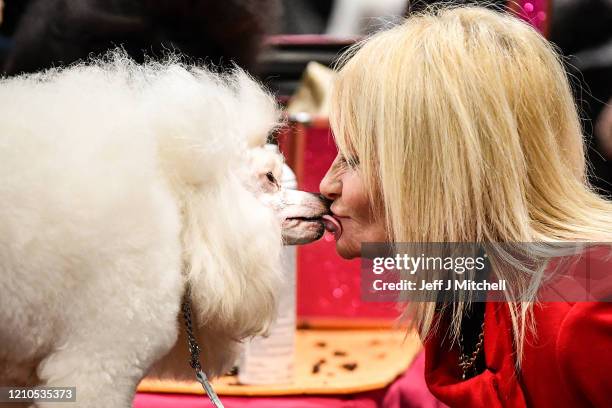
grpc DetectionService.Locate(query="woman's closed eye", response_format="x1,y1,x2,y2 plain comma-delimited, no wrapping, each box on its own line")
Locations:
337,154,359,169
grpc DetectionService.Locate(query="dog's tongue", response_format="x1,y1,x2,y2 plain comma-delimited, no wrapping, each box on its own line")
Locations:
322,215,342,240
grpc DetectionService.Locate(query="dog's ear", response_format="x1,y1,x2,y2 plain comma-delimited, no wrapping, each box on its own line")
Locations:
178,175,283,376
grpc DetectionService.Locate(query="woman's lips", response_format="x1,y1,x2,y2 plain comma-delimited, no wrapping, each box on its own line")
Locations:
322,215,342,241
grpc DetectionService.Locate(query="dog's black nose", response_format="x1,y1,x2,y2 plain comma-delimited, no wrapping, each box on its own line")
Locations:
318,194,333,209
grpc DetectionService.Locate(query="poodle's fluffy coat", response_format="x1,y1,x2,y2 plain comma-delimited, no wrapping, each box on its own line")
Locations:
0,56,291,406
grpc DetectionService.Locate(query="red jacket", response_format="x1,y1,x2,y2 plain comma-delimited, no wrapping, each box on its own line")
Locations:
424,250,612,407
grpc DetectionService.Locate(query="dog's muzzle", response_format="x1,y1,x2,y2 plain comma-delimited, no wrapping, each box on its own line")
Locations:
281,192,330,245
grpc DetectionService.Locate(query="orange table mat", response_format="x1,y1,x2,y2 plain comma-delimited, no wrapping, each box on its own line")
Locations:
138,328,421,396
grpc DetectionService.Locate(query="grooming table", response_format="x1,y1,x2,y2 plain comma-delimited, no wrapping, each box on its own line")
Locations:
135,329,446,408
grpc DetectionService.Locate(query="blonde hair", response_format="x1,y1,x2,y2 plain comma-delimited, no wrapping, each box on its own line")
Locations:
330,6,612,363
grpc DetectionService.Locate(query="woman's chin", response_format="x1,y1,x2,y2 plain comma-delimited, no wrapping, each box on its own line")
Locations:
335,237,361,259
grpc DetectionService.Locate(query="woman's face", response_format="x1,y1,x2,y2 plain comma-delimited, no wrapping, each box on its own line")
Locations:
319,153,387,259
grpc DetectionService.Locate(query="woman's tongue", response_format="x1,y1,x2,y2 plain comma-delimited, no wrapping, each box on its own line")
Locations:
322,215,342,241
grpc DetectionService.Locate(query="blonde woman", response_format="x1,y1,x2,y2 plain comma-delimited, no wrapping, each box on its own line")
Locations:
320,6,612,408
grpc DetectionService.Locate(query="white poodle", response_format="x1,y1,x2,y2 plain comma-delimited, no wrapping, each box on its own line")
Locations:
0,55,328,407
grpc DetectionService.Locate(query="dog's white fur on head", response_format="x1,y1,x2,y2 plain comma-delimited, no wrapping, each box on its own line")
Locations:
0,53,299,407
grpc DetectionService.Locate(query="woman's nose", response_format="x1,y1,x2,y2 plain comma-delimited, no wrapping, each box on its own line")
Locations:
319,167,340,201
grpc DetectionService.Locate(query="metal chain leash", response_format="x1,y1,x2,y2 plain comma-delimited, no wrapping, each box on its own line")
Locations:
181,286,225,408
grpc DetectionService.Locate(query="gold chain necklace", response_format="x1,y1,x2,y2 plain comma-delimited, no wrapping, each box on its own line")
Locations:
458,319,485,380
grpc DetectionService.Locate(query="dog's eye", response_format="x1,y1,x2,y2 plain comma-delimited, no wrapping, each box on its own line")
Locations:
266,172,277,184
